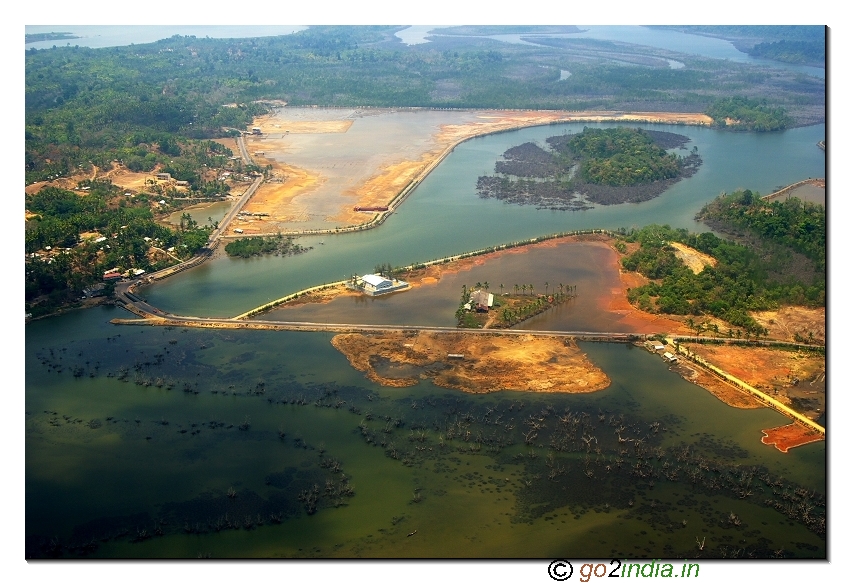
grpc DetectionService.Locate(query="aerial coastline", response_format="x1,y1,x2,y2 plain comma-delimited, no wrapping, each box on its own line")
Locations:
25,25,827,561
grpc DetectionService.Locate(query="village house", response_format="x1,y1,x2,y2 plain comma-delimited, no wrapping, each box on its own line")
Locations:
466,289,494,312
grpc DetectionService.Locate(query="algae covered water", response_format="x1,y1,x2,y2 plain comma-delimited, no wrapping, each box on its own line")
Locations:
26,308,824,558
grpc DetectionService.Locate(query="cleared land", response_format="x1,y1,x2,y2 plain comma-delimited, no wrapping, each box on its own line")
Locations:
331,331,610,394
669,242,717,274
681,342,824,418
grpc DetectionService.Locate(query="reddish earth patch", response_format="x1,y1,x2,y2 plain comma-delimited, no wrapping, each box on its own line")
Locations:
761,423,824,453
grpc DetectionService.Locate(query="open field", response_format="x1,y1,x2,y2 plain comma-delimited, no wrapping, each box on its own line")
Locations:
681,343,825,418
331,331,610,394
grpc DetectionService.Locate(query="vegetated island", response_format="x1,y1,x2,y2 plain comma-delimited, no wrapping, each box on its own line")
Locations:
476,127,702,210
223,234,311,258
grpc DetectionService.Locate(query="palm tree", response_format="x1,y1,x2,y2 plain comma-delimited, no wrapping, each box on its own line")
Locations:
475,282,482,290
521,284,527,296
514,284,520,295
529,283,534,296
545,282,549,296
483,281,489,292
455,308,466,326
499,283,504,295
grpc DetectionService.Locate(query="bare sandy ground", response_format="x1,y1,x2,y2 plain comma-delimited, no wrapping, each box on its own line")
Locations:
670,242,717,274
331,331,610,394
682,343,825,415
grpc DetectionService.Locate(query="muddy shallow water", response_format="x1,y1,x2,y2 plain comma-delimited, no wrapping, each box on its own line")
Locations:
255,108,483,229
259,241,637,332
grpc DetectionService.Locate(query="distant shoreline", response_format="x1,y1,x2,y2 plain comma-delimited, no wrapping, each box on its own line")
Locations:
26,32,80,44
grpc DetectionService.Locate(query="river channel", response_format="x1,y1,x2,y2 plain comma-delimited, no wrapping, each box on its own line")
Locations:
26,120,826,559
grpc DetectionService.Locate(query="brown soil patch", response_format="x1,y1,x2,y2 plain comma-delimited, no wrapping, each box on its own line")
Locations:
231,163,323,234
750,306,825,344
601,242,692,336
25,163,157,197
331,331,610,394
100,167,154,191
277,283,359,308
761,423,824,453
669,242,717,274
682,343,825,415
249,116,353,135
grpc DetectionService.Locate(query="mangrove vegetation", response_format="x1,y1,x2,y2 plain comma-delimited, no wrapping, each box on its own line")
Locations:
477,127,701,209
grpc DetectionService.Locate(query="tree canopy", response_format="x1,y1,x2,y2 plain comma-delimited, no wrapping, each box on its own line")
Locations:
622,193,825,335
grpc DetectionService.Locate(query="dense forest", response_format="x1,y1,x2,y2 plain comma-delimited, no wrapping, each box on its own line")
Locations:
748,40,826,66
622,193,825,337
476,127,701,209
25,26,823,184
705,96,793,131
562,127,687,186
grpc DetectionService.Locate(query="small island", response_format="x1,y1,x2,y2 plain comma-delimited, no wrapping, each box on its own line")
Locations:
223,234,311,258
477,126,702,209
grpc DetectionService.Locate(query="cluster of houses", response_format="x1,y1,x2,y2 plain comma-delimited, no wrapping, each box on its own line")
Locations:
644,340,679,363
102,267,146,282
155,172,190,187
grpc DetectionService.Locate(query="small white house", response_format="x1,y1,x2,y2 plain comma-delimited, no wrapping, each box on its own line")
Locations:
663,352,678,363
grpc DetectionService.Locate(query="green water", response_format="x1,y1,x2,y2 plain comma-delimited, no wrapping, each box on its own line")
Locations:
26,122,826,559
26,310,825,558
